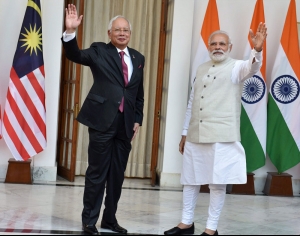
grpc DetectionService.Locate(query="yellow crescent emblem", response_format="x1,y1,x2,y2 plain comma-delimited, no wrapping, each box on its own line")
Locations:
27,0,42,17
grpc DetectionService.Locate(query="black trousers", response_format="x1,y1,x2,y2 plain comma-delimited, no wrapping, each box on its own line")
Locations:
82,111,132,225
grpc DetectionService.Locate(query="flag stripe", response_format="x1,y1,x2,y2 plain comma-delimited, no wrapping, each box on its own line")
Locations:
28,69,46,106
267,95,300,173
19,73,45,121
10,68,46,139
248,0,266,78
3,112,30,160
1,129,23,161
39,65,45,77
6,81,46,147
6,89,43,152
200,0,219,48
281,0,300,80
4,100,40,158
241,106,265,172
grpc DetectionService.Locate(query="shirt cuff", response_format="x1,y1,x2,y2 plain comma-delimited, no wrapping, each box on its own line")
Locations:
251,49,262,63
252,48,262,53
182,130,188,136
62,31,76,42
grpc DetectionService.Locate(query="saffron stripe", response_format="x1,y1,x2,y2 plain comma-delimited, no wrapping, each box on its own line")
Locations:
281,0,300,80
200,0,220,48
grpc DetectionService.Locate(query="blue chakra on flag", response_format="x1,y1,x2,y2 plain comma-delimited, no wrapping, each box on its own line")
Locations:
271,75,299,104
242,75,266,104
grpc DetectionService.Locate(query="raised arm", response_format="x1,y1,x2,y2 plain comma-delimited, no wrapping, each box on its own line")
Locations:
65,4,83,34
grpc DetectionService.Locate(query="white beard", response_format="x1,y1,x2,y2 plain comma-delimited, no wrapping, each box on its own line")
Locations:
209,49,230,62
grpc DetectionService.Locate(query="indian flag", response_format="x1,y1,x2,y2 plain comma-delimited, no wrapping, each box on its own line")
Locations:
190,0,219,89
241,0,266,172
267,0,300,174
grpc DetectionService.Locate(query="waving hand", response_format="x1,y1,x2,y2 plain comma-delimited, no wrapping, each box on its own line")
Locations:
249,22,267,52
65,4,83,34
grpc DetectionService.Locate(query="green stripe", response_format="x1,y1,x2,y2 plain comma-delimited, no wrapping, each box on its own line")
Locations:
240,105,265,172
267,94,300,173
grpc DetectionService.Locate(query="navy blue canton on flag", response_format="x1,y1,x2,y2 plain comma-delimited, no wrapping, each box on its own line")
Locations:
3,0,47,161
13,0,44,78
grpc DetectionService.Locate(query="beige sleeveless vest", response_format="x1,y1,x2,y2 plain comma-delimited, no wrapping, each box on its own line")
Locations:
187,57,244,143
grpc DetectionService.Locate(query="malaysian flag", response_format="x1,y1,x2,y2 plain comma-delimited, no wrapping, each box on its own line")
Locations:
3,0,46,161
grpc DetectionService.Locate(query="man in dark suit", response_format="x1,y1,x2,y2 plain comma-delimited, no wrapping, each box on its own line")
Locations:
61,4,145,235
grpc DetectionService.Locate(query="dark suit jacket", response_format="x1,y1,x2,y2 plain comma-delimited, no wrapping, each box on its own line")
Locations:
61,37,144,138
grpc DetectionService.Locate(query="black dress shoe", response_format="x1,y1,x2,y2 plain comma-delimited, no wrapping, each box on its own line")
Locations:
201,230,218,235
82,224,99,235
100,220,127,234
164,223,194,235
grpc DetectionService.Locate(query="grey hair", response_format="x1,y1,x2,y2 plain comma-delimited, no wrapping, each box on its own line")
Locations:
108,15,132,32
208,30,232,45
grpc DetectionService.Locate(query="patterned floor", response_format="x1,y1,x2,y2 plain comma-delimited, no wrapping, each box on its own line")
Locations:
0,177,299,235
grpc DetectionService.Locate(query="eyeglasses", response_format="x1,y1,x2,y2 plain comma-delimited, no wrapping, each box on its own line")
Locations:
111,28,131,35
209,42,230,47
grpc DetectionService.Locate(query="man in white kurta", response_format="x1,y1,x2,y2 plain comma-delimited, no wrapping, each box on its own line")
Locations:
164,23,267,236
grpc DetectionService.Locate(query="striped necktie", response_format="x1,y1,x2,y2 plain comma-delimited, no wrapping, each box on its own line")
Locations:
119,51,128,112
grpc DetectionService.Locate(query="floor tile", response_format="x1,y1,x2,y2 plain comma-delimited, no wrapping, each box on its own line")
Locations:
0,177,299,235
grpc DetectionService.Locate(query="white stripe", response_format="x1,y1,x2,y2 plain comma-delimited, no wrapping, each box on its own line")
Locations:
270,45,296,85
4,99,37,158
243,44,252,60
9,79,46,147
19,74,46,121
242,92,267,154
33,67,46,92
2,126,23,161
190,37,210,87
270,45,300,149
242,43,267,155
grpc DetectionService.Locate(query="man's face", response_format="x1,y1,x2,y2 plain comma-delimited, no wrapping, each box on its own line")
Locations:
108,18,131,50
208,33,232,62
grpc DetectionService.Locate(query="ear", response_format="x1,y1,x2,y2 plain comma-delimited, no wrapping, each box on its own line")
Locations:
229,44,233,52
107,30,111,39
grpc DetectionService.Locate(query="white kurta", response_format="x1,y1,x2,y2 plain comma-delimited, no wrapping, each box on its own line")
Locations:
180,141,246,184
180,50,262,185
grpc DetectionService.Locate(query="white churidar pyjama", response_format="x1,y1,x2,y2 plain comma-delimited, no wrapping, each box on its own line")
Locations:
181,184,226,231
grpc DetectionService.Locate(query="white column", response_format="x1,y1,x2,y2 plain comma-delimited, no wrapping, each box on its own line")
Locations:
159,0,194,187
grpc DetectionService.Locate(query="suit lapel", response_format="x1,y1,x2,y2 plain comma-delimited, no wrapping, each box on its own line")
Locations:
128,47,138,84
107,43,124,86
